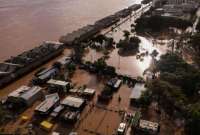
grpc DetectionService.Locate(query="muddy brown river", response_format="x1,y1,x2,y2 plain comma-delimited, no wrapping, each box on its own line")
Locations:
0,0,142,61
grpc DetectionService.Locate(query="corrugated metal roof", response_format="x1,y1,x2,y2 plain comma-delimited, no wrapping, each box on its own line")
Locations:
35,93,59,113
8,85,42,101
61,96,84,108
47,79,69,86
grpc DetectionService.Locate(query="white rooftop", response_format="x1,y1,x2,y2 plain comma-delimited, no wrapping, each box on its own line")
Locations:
61,96,85,108
8,85,42,101
35,93,59,113
52,132,60,135
139,120,159,131
83,88,95,95
47,79,69,86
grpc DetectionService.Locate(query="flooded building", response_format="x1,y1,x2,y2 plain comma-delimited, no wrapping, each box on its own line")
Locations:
50,105,65,118
107,78,122,90
61,110,80,123
35,93,60,115
47,79,71,93
82,88,96,97
7,85,42,107
61,96,85,110
0,41,64,88
136,120,160,134
32,67,59,85
59,25,99,45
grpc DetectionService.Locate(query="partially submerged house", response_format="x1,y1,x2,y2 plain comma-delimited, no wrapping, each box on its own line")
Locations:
7,85,42,107
35,93,60,115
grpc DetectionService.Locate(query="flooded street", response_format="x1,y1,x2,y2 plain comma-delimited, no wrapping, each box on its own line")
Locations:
0,0,142,61
84,16,169,77
0,0,181,135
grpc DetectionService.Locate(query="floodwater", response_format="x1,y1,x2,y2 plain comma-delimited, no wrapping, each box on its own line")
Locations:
0,1,177,134
84,15,169,77
0,0,143,61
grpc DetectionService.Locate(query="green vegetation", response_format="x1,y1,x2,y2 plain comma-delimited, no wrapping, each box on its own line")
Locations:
135,15,192,33
91,34,114,51
136,90,152,108
138,53,200,134
93,58,116,75
117,30,141,55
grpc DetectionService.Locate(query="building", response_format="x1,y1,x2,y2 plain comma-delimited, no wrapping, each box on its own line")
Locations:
82,88,96,97
47,79,70,93
136,120,160,134
59,25,99,45
50,105,65,118
61,96,85,110
107,78,122,90
168,0,191,4
7,85,42,106
32,67,59,85
35,93,60,115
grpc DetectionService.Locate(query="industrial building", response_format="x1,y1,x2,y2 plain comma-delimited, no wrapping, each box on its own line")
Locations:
7,85,42,106
35,93,60,115
32,67,59,85
61,96,85,110
47,79,71,93
50,105,65,118
137,120,160,134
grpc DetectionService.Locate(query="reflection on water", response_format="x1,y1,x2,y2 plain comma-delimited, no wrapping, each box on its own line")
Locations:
130,83,146,99
0,0,143,61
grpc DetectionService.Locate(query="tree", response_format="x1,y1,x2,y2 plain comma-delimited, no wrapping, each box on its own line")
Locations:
123,30,130,40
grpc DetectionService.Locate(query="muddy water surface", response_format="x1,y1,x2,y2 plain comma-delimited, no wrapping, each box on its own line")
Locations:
0,0,143,61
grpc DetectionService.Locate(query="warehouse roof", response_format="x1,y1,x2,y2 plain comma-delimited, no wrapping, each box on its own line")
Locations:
47,79,70,86
35,93,59,113
61,96,85,108
83,88,95,95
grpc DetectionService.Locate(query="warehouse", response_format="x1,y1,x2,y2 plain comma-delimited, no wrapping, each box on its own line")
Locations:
35,93,60,115
61,96,85,110
47,79,70,93
7,85,42,107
